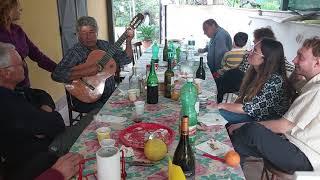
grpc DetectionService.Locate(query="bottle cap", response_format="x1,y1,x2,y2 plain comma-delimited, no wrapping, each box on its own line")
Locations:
187,78,193,82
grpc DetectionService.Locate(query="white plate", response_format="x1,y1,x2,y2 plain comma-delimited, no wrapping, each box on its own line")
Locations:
195,139,231,156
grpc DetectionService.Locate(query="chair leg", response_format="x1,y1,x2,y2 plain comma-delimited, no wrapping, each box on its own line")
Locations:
261,166,270,180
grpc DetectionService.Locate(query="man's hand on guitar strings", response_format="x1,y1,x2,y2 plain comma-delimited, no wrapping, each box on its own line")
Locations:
70,63,99,80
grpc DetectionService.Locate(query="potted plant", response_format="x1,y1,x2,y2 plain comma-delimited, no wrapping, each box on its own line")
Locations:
137,25,156,49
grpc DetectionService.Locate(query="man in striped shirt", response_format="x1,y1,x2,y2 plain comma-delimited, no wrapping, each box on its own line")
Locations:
52,16,134,113
216,32,248,77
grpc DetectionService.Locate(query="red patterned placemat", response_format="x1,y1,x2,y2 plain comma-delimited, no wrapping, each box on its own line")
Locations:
119,122,175,149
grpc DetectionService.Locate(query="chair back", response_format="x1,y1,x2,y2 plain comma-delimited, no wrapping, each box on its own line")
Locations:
65,89,83,126
133,41,142,65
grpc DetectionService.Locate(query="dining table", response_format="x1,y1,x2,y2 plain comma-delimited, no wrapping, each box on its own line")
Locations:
69,47,246,180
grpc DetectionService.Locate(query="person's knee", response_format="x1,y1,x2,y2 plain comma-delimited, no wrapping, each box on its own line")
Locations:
238,123,264,137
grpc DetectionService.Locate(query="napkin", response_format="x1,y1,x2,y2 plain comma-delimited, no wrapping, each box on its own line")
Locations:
120,145,134,158
94,114,127,123
195,139,230,157
198,112,228,126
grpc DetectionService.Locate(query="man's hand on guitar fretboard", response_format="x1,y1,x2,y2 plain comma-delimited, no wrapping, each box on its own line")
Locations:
126,29,135,41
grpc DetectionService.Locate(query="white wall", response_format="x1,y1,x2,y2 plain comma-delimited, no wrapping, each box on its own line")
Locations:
167,5,320,63
249,18,320,62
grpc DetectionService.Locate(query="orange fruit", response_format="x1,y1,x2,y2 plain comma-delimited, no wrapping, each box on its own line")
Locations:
224,150,240,167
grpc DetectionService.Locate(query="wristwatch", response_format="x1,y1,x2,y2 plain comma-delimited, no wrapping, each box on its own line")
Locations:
97,63,104,72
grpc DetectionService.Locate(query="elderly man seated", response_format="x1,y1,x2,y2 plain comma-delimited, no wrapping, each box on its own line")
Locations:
0,43,85,179
229,37,320,174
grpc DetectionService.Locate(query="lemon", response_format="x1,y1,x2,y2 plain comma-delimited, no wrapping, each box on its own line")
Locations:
144,138,167,161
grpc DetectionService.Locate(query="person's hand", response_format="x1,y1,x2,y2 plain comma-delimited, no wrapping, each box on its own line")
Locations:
40,105,53,112
126,29,135,41
207,102,218,109
52,153,84,180
198,48,205,53
227,123,246,135
217,103,226,110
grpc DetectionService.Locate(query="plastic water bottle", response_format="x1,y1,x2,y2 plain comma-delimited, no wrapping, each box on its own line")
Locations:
187,35,195,61
180,78,198,143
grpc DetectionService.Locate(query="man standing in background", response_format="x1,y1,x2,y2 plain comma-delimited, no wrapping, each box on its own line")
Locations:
198,19,232,73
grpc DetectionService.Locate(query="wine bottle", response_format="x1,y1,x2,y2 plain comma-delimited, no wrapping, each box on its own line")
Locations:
147,61,159,104
164,59,174,98
196,57,206,80
163,39,168,62
173,116,195,178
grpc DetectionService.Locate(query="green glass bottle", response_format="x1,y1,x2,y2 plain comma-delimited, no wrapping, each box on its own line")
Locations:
168,41,175,59
151,42,159,63
176,46,181,63
147,61,159,104
163,39,168,62
164,59,174,98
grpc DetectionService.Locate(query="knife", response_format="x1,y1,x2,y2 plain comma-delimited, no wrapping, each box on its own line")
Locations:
127,161,156,166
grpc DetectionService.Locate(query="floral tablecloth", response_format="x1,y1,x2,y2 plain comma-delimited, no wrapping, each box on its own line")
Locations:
70,55,245,179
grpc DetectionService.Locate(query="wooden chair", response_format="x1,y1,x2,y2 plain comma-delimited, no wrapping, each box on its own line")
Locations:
261,161,294,180
65,89,84,126
132,41,142,66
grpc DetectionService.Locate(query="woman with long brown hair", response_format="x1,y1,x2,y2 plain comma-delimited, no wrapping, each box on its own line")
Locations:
0,0,56,88
217,38,295,123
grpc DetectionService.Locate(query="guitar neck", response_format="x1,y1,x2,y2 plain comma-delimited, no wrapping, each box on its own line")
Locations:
99,32,127,66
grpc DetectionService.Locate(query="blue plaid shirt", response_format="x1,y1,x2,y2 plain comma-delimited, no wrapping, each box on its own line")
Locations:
52,40,132,106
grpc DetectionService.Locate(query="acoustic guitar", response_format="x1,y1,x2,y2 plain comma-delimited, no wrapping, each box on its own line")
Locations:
65,13,144,103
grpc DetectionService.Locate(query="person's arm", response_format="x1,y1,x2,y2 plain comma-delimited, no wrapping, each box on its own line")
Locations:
6,93,65,138
228,118,295,135
51,49,95,83
35,168,64,180
35,153,83,180
25,33,57,72
124,29,134,59
113,30,134,67
259,118,295,134
218,102,246,114
198,45,208,53
23,88,56,110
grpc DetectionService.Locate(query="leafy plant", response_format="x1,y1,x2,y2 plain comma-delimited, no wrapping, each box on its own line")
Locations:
137,25,156,41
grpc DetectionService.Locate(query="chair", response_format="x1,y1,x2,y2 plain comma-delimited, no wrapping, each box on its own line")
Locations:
261,161,294,180
65,89,84,126
132,41,142,66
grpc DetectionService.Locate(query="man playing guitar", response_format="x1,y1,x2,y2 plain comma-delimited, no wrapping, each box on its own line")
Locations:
52,16,134,113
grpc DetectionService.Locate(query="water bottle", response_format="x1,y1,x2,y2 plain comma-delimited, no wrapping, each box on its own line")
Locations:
180,78,198,143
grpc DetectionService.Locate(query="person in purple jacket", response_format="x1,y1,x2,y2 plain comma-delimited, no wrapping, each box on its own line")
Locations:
35,153,83,180
0,0,57,88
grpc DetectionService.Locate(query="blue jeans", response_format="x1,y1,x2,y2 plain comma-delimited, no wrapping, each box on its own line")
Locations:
219,109,254,124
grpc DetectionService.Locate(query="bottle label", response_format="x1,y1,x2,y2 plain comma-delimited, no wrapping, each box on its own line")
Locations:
195,101,199,114
189,125,196,138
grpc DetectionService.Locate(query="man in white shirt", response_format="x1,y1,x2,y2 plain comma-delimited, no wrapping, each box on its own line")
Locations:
229,37,320,174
